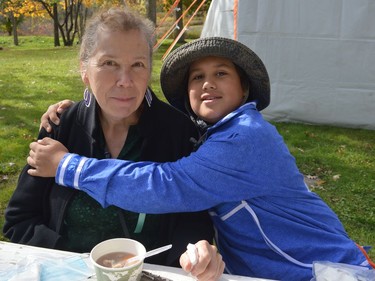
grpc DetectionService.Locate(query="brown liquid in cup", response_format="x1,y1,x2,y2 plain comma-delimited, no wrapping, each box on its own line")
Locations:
96,252,136,268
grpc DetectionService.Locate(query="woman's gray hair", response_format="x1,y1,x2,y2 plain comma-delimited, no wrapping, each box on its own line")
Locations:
80,7,155,70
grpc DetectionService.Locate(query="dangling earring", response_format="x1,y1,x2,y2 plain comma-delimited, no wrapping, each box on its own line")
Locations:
83,87,92,107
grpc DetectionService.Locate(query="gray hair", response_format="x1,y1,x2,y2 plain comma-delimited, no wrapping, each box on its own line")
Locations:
80,7,155,70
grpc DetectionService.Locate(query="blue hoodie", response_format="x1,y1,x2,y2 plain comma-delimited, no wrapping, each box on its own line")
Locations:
56,103,368,281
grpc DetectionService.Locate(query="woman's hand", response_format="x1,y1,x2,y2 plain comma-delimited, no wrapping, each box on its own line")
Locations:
40,100,74,132
180,240,225,281
27,137,69,177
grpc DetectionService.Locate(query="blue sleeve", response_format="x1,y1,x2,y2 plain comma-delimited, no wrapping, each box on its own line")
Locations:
56,135,260,213
56,125,303,213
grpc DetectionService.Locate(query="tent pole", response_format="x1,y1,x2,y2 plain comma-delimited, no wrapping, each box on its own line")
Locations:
234,0,239,40
154,0,181,36
154,0,199,51
162,0,207,60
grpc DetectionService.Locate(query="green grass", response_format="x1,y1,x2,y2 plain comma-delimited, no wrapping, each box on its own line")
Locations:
275,123,375,251
0,35,56,49
0,36,374,260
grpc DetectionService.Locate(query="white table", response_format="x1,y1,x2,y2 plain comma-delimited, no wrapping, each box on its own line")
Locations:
0,241,276,281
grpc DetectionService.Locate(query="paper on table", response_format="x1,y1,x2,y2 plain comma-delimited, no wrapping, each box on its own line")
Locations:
0,253,93,281
40,255,93,280
4,256,41,281
311,261,375,281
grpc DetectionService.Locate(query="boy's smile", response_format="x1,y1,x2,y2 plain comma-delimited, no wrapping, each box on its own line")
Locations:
201,93,222,103
188,56,245,123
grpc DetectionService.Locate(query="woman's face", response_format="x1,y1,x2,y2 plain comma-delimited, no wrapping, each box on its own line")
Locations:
188,56,245,123
81,28,151,123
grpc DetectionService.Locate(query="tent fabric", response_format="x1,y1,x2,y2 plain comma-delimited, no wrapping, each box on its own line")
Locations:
201,0,375,130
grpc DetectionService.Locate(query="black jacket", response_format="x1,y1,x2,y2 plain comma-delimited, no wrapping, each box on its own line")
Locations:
3,90,213,266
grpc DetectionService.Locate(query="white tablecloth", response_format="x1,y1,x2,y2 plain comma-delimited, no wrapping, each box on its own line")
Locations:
0,241,275,281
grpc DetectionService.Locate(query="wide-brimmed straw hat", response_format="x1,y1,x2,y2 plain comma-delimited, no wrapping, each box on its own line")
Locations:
160,37,270,114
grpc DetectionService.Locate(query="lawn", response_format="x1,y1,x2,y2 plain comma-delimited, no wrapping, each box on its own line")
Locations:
0,36,374,260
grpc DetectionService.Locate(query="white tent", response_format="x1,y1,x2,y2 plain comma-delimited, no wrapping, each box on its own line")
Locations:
201,0,375,130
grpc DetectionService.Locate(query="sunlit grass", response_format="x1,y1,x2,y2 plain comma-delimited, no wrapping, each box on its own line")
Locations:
275,123,375,250
0,35,55,49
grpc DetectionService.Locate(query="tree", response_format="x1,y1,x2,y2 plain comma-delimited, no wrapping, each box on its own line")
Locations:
0,16,13,36
146,0,157,25
10,12,19,45
0,0,45,45
33,0,125,47
36,0,83,46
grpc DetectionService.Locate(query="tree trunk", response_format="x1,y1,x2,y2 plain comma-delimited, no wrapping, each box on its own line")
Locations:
78,7,89,43
174,1,185,42
53,4,60,47
5,18,12,36
10,13,18,46
146,0,157,25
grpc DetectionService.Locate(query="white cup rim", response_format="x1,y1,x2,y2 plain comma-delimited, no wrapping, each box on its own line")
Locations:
90,238,146,271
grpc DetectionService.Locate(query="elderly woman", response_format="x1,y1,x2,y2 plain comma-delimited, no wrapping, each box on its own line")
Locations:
3,8,223,280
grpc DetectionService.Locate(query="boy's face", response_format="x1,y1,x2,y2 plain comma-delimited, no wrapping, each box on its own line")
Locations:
188,56,245,123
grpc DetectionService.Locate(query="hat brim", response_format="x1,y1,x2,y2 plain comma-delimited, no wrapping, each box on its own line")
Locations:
160,37,270,113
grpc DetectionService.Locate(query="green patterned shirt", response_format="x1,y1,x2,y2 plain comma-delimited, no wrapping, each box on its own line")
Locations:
60,126,161,252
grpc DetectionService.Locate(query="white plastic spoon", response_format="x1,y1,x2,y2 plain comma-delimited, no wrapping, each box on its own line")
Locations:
113,244,172,268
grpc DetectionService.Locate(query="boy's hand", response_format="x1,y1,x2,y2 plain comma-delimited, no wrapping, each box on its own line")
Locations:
40,100,74,132
180,240,225,281
27,137,68,177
